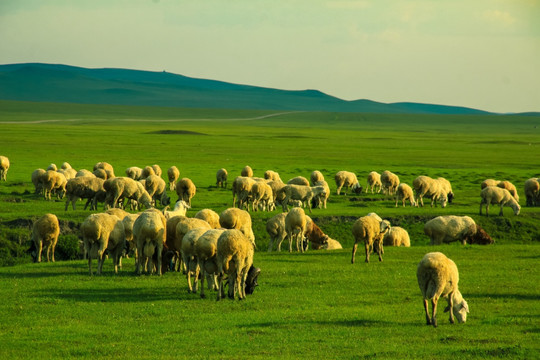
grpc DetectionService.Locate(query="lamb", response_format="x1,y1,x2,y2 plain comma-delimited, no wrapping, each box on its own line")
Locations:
104,177,153,210
366,171,382,193
334,171,363,195
480,186,521,216
280,184,327,213
312,180,330,209
264,170,282,182
232,176,256,209
266,212,288,252
216,168,228,188
219,208,256,245
310,170,325,185
30,213,60,263
417,252,469,327
250,181,274,211
162,200,190,220
394,183,416,207
145,174,171,208
81,213,125,275
93,161,115,178
524,178,540,207
381,170,400,195
383,226,411,247
64,176,105,211
303,216,329,250
287,176,310,186
351,215,391,263
497,180,519,202
175,177,196,207
424,215,493,245
40,170,67,200
413,175,448,208
32,168,46,194
194,229,226,298
181,227,209,293
133,209,167,275
285,207,307,252
241,165,253,177
125,166,143,180
216,229,254,300
194,209,221,228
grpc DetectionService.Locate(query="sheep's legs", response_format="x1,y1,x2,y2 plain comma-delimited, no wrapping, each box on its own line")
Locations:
364,242,371,263
423,299,431,325
431,298,439,327
445,294,455,324
351,243,358,264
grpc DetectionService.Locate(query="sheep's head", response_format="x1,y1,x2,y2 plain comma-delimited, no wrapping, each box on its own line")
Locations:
512,203,521,216
353,183,363,194
439,193,448,208
447,192,455,204
379,220,391,234
472,225,494,245
454,299,469,323
245,265,261,295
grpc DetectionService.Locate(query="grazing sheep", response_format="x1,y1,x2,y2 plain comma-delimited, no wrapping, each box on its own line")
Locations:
437,177,454,203
383,226,411,247
480,186,521,216
41,170,67,200
145,174,171,208
165,215,186,271
195,228,226,298
251,181,275,211
231,176,256,210
31,213,60,263
171,217,211,272
122,213,140,260
64,176,105,211
497,180,519,202
266,212,288,252
81,213,125,275
281,184,327,213
58,167,77,180
481,179,500,189
175,177,196,207
162,200,190,220
104,177,153,210
141,166,156,179
264,170,282,183
312,180,330,209
31,168,47,194
310,170,325,185
93,168,108,180
194,209,221,229
125,166,143,180
76,169,95,178
524,178,540,207
334,171,362,195
219,208,256,245
60,162,72,170
303,216,329,250
216,168,228,188
285,207,307,253
351,215,391,263
287,176,310,186
133,209,167,275
395,183,416,207
216,229,255,300
182,227,209,293
46,163,57,171
0,156,10,181
241,165,253,177
413,175,448,208
151,164,162,177
381,170,400,195
417,252,469,327
93,162,115,178
366,171,382,194
424,215,493,245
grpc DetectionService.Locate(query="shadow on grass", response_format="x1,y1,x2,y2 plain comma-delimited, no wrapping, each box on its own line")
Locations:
466,292,540,301
33,287,188,303
241,318,392,329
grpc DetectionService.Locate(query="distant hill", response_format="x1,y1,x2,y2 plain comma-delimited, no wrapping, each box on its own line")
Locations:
0,62,494,114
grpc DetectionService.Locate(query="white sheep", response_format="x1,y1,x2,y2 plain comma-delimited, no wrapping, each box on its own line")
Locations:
216,168,228,188
381,170,400,195
310,170,325,185
175,177,196,207
182,227,209,293
93,168,108,180
351,215,390,263
366,171,382,194
524,178,540,207
133,209,167,275
497,180,519,202
31,168,47,194
394,183,416,207
81,213,125,275
480,186,521,216
321,238,342,250
216,229,254,300
413,175,448,208
266,212,287,252
167,166,180,191
162,200,190,220
241,165,253,177
31,213,60,263
60,162,72,170
40,170,67,200
437,177,454,203
125,166,143,180
151,164,162,177
287,176,310,186
481,179,500,189
285,207,307,253
93,161,115,178
58,167,77,180
122,213,140,261
264,170,282,182
219,208,256,245
194,208,221,229
424,215,493,245
281,184,327,213
250,181,274,211
76,169,95,178
383,226,411,247
417,252,469,327
312,180,330,209
334,171,362,195
46,163,57,171
145,174,171,208
141,166,156,179
195,228,226,298
231,176,256,210
104,177,153,210
64,176,105,211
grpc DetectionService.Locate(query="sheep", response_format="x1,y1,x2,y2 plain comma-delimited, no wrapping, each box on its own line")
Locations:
524,178,540,206
195,228,226,298
145,174,171,208
413,175,448,208
285,207,307,253
164,215,185,270
76,169,95,178
264,170,282,183
125,166,143,180
424,215,493,245
64,176,105,211
266,212,288,252
141,166,156,179
351,215,391,263
381,170,400,195
437,177,454,203
93,162,115,178
303,216,329,250
104,177,153,210
287,176,310,186
60,162,72,170
133,209,167,275
166,166,179,189
171,217,211,272
281,184,327,213
151,164,162,177
497,180,519,202
162,200,190,220
181,227,209,293
46,163,57,171
334,171,362,195
40,170,67,200
81,213,125,275
241,165,253,177
480,186,521,216
394,183,416,207
383,226,411,247
266,179,285,205
417,252,469,327
58,167,77,180
216,168,228,188
93,168,108,180
194,209,221,229
481,179,500,189
232,176,256,210
31,213,60,263
122,213,140,260
320,238,342,250
219,208,256,245
366,171,382,194
31,168,46,194
250,181,274,211
312,180,330,209
310,170,325,185
216,229,254,300
175,177,196,207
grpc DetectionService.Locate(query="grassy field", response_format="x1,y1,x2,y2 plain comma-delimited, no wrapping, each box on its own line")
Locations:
0,100,539,359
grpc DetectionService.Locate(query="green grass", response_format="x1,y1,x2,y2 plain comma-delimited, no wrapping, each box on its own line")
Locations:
0,100,539,359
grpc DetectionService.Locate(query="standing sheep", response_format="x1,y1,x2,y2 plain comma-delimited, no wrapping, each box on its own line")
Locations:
104,177,153,210
195,209,221,229
241,165,253,177
266,212,288,252
281,184,327,213
334,171,363,195
145,174,171,208
40,170,67,200
0,156,10,181
175,177,196,207
312,180,330,209
133,209,167,275
287,176,310,186
31,213,60,263
481,179,500,189
232,176,256,210
64,176,105,211
524,178,540,207
285,207,307,253
141,166,156,179
417,252,469,327
251,181,274,211
31,168,47,194
366,171,382,194
413,175,448,208
167,166,180,191
381,170,400,195
424,215,493,245
497,180,519,202
480,186,521,216
125,166,143,180
437,177,455,203
181,227,209,293
93,162,115,178
351,215,390,264
219,208,256,245
264,170,282,182
383,226,411,247
216,168,228,188
195,228,226,298
151,164,162,177
310,170,325,185
395,183,416,207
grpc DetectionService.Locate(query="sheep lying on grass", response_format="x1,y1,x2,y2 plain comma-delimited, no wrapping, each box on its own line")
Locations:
334,171,362,195
383,226,411,247
31,213,60,263
480,186,521,216
0,155,10,181
417,252,469,327
351,215,390,263
424,215,493,245
168,166,180,191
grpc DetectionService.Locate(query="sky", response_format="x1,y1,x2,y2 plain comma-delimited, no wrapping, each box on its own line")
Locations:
1,0,539,113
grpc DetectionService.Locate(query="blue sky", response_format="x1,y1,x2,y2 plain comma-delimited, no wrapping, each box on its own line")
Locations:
1,0,539,113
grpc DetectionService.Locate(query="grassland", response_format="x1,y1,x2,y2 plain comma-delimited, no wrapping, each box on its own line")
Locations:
0,100,539,359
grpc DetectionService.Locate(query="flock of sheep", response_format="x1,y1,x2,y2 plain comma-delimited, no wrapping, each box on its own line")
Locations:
1,155,537,324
